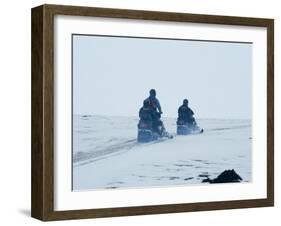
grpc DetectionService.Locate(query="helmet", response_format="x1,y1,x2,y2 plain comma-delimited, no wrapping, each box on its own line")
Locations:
183,99,188,105
149,89,156,97
143,100,150,107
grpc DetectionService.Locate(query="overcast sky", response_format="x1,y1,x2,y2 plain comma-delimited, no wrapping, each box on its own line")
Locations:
73,35,252,119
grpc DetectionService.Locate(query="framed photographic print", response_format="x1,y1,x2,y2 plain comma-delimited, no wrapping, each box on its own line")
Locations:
31,4,274,221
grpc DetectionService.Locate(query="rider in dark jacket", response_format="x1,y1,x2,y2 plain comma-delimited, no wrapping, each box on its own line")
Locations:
177,99,196,127
141,89,165,135
139,100,154,122
144,89,162,114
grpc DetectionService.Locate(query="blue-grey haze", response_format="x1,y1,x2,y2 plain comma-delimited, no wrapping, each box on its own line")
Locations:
73,35,252,119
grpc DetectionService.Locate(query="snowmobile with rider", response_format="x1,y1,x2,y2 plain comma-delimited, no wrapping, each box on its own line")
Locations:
137,89,172,143
176,99,203,135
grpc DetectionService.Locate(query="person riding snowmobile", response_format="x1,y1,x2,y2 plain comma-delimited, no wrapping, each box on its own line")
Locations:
138,99,164,136
139,100,154,122
145,89,162,115
143,89,165,136
177,99,197,128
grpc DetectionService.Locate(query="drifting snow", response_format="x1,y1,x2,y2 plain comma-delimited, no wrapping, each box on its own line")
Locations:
73,115,251,191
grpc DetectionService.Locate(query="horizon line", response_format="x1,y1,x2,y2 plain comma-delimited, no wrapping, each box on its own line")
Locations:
73,113,251,121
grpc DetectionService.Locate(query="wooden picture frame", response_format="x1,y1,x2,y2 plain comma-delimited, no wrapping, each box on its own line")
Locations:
31,4,274,221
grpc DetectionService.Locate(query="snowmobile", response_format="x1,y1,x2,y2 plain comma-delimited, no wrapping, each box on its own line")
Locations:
137,113,173,143
176,117,203,135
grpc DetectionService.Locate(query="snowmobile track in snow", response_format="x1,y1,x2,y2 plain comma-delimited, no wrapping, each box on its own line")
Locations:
73,132,205,166
73,136,176,166
73,123,250,166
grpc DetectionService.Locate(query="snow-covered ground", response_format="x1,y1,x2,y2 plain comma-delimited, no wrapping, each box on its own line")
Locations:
73,115,252,191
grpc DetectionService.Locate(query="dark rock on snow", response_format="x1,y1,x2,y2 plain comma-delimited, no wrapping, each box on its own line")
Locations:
202,169,242,183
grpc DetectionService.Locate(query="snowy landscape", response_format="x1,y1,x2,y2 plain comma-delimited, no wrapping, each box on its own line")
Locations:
72,115,252,191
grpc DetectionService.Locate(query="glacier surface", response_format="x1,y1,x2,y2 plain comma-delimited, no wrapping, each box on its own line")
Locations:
73,115,252,191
